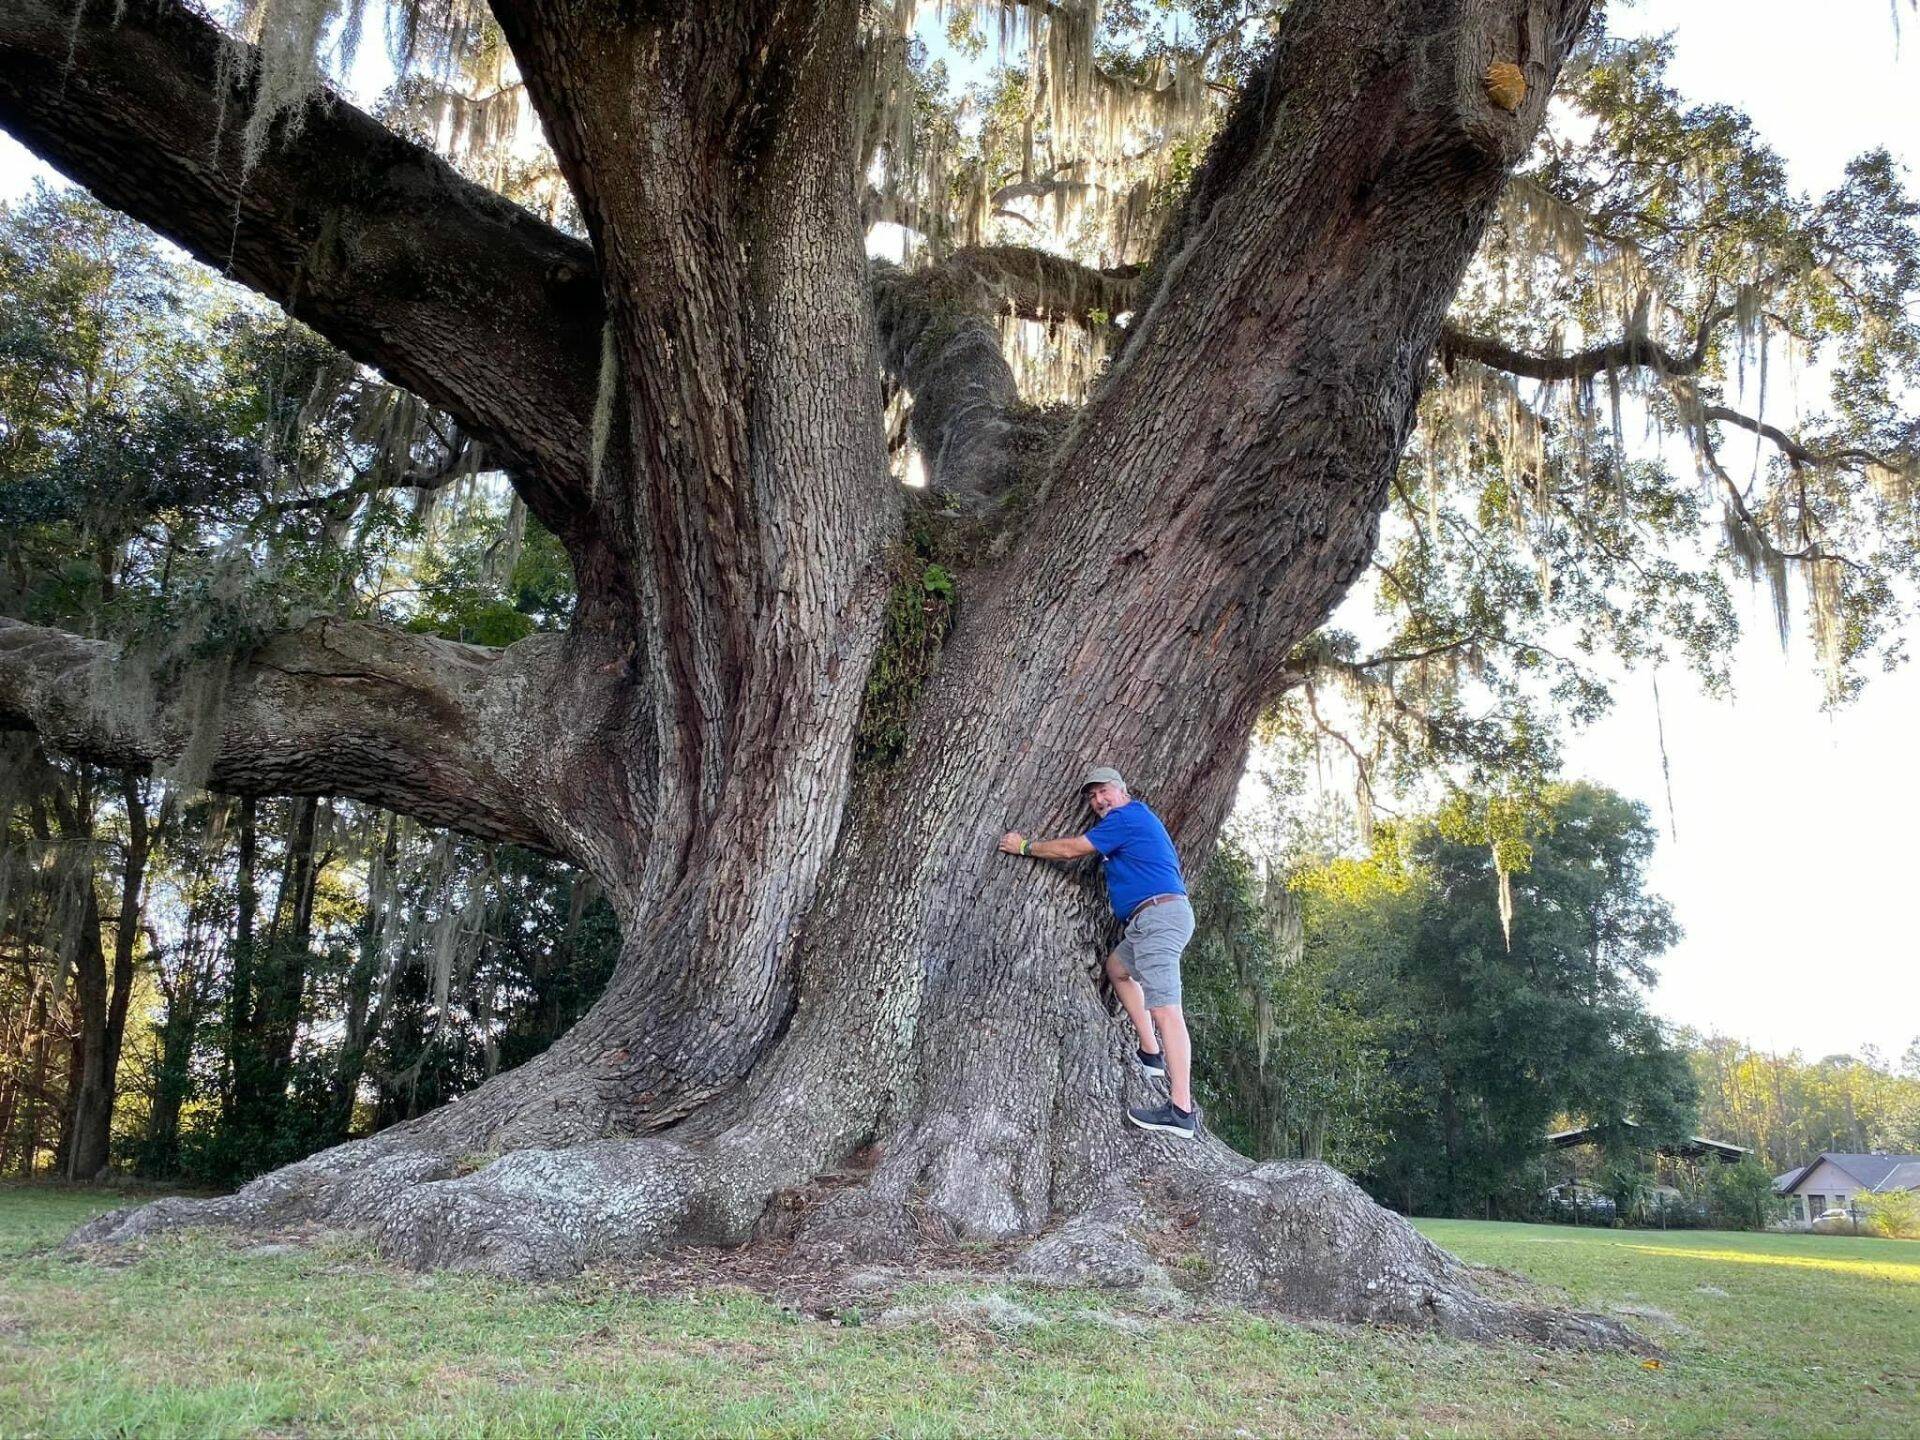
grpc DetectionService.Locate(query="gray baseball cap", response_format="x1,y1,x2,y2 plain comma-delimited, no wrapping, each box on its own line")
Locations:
1081,765,1125,792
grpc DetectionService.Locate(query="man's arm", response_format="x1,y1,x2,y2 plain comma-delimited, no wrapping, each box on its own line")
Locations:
998,831,1097,861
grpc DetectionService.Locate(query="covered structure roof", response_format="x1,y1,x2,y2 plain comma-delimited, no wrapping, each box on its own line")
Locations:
1544,1121,1750,1163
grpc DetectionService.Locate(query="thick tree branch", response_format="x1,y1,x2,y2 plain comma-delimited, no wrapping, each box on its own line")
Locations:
938,245,1140,327
1442,291,1915,488
991,177,1105,209
0,0,604,546
1697,401,1905,476
867,244,1143,508
1438,311,1722,382
870,248,1124,512
269,441,473,519
1016,0,1597,685
470,0,898,809
1685,405,1875,572
0,616,590,858
1440,251,1806,389
871,260,1029,511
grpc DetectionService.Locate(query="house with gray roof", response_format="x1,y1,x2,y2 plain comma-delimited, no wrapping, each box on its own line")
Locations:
1771,1152,1920,1227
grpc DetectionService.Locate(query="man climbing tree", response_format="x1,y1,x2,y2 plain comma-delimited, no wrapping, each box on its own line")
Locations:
0,0,1915,1346
1000,766,1198,1139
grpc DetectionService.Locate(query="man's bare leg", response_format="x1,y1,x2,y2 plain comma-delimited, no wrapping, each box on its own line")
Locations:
1149,1004,1192,1111
1105,951,1159,1054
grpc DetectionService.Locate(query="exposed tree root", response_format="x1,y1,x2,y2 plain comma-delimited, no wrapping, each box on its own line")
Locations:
375,1139,715,1280
760,1127,1642,1350
1011,1156,1643,1349
65,1044,628,1248
67,1133,458,1245
68,1088,1639,1353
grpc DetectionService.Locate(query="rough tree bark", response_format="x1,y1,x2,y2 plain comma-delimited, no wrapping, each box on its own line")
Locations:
2,0,1637,1345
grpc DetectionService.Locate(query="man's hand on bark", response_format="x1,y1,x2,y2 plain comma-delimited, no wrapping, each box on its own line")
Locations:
998,831,1027,856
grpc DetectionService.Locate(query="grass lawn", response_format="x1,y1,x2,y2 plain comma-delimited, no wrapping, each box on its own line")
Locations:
1,1185,1915,1437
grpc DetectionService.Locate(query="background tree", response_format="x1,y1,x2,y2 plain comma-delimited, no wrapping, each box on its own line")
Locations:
1289,784,1699,1218
1705,1155,1787,1232
1858,1187,1920,1239
0,188,206,1178
1683,1032,1920,1171
0,0,1913,1344
0,185,613,1182
1184,842,1396,1173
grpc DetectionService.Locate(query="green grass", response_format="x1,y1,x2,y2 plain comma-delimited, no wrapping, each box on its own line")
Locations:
1,1185,1915,1437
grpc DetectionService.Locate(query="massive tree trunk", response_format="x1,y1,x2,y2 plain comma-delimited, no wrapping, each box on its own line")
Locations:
4,0,1635,1344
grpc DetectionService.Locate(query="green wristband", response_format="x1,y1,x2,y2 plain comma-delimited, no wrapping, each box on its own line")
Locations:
1021,838,1032,856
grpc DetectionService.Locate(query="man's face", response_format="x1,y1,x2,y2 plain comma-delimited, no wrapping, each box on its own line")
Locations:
1085,782,1125,817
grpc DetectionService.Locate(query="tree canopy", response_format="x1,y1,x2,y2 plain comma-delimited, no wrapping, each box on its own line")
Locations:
4,2,1916,819
1193,783,1697,1217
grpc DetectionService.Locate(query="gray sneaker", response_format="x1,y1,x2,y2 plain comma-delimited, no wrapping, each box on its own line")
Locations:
1126,1100,1196,1138
1135,1046,1167,1081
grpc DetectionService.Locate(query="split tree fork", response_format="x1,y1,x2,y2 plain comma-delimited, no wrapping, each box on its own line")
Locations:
997,777,1194,1114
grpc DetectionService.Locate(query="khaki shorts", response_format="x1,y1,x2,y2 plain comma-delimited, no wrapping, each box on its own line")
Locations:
1112,896,1195,1009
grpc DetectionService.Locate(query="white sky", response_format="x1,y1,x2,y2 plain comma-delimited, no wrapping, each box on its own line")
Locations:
1546,0,1920,1063
2,0,1915,1061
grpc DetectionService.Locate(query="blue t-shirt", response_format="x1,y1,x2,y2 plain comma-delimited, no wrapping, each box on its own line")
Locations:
1085,799,1187,922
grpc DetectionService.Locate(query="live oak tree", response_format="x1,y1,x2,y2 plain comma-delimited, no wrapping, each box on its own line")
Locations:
1,0,1915,1341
